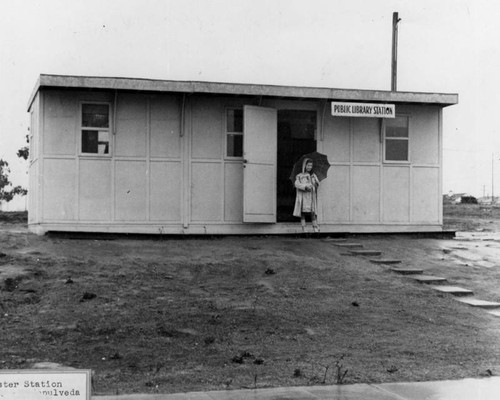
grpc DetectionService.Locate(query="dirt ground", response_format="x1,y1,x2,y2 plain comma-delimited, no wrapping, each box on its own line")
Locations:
1,206,500,395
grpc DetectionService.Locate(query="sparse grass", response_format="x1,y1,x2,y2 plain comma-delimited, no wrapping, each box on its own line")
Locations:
0,206,500,395
443,203,500,231
0,211,27,224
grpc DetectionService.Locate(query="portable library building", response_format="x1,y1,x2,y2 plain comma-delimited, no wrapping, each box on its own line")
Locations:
27,74,457,235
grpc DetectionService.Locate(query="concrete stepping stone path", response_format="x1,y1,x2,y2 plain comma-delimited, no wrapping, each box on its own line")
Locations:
322,238,347,242
411,275,447,284
334,243,363,248
455,298,500,309
349,250,382,256
390,267,423,275
370,259,402,264
430,286,474,296
488,310,500,317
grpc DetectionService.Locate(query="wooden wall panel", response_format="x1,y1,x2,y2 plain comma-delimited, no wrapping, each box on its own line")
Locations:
150,95,181,158
43,159,76,220
79,159,112,221
115,160,147,221
191,162,222,221
352,165,380,222
150,161,182,221
383,166,410,222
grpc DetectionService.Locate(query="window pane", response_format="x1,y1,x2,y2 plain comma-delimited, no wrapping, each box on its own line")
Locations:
82,130,98,153
227,134,243,157
82,104,109,128
227,109,243,132
98,131,109,142
385,116,408,137
386,139,408,161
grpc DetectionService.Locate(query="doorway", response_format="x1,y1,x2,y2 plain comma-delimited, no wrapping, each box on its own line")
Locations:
277,110,317,222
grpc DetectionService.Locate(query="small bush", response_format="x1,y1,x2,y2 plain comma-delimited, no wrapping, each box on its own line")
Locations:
461,196,478,204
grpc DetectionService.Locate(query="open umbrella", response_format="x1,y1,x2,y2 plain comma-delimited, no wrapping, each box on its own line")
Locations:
289,151,331,183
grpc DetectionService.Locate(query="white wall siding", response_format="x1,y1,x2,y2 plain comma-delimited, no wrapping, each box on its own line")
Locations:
382,166,410,222
79,159,112,221
43,91,76,156
115,94,148,158
150,95,181,158
191,97,223,160
149,161,182,221
31,89,444,234
320,165,350,222
352,118,380,163
412,167,440,222
114,160,147,221
352,166,380,222
224,162,243,222
43,158,76,220
190,162,223,222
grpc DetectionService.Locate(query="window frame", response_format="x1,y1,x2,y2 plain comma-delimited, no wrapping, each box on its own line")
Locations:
79,101,112,157
224,107,244,159
382,114,410,164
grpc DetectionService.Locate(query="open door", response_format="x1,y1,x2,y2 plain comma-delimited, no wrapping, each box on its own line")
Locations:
243,105,277,223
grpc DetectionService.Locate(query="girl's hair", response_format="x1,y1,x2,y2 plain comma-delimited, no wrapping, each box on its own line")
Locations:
302,158,313,173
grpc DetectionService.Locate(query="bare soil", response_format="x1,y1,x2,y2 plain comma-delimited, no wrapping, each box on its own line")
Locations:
1,207,500,395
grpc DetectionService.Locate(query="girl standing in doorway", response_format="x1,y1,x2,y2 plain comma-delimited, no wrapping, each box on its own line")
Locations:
293,158,320,233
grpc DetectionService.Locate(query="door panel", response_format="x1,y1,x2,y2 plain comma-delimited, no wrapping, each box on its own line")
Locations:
243,105,277,223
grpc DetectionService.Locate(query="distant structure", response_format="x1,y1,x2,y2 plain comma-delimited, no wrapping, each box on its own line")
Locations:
26,74,457,235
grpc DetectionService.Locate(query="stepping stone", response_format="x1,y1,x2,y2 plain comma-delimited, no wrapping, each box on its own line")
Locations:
322,238,347,242
488,310,500,317
455,298,500,309
349,250,382,256
370,259,402,265
334,243,363,248
411,275,447,284
430,286,474,296
390,267,423,275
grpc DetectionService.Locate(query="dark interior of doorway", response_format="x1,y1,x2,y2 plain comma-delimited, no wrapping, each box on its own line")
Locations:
277,110,317,222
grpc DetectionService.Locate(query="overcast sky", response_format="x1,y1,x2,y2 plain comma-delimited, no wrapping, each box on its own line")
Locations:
1,0,498,209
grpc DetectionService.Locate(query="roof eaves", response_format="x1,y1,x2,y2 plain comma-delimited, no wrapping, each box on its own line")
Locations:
29,74,459,108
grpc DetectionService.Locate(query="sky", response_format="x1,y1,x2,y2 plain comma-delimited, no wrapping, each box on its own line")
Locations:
0,0,499,209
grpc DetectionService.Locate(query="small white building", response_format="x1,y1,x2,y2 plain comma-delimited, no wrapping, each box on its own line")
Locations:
27,74,457,235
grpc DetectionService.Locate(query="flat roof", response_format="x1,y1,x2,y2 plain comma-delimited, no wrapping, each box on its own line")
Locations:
28,74,458,110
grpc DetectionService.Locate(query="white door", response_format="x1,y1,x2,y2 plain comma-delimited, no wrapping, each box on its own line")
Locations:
243,105,277,223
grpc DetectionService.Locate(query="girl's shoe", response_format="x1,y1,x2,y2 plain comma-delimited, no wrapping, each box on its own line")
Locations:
313,226,320,233
301,226,307,233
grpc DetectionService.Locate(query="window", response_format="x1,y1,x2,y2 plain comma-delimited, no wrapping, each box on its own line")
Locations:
81,103,110,154
384,116,409,162
226,108,243,157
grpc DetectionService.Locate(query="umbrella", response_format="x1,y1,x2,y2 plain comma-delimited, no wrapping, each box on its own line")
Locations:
289,151,331,183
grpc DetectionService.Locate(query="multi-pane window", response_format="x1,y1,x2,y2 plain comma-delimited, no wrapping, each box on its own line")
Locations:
81,103,110,154
226,108,243,157
384,116,409,162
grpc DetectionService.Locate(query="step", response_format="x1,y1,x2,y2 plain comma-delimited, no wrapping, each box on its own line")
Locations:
390,268,424,275
322,238,347,242
370,259,402,265
488,310,500,317
334,243,363,248
430,286,474,296
349,250,382,256
455,298,500,309
411,275,447,284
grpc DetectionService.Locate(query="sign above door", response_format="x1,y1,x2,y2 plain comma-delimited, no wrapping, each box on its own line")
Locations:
331,102,395,118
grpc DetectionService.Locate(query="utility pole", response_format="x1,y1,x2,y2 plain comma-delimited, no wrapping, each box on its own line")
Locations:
492,153,495,204
391,12,401,91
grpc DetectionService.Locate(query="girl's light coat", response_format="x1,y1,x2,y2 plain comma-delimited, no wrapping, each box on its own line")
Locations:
293,159,319,218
